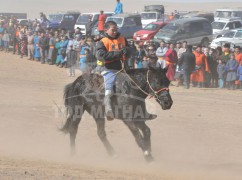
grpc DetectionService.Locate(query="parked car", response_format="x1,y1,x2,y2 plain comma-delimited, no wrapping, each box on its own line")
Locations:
212,18,242,39
106,13,142,39
153,17,213,46
141,5,165,28
133,21,167,42
42,12,80,31
180,11,214,23
214,8,242,21
75,12,114,35
210,29,242,49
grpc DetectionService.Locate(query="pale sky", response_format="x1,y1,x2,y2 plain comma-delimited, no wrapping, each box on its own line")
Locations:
0,0,241,19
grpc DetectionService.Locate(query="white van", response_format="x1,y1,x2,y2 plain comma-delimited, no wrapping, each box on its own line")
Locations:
214,8,242,21
141,11,163,28
74,12,114,35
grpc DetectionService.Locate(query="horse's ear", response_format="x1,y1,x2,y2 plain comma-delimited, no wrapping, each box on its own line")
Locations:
161,66,168,74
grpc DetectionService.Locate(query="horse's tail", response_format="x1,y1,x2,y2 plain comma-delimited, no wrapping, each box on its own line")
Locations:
61,76,85,134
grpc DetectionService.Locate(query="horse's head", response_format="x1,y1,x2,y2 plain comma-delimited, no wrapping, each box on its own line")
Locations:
147,66,173,110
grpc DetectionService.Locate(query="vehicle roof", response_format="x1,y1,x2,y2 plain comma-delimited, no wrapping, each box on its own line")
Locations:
150,21,167,25
49,12,80,15
109,13,141,18
216,8,242,11
141,11,159,13
167,17,209,24
213,18,242,22
81,12,114,15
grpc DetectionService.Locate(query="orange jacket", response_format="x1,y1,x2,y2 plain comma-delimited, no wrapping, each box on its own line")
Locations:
235,52,242,64
100,35,126,65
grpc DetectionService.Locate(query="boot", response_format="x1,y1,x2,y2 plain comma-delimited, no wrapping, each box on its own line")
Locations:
104,90,114,121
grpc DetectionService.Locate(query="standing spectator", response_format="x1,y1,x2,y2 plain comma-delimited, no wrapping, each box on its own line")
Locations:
203,48,212,88
79,48,91,74
27,31,34,60
225,53,238,90
40,12,50,23
177,41,187,59
237,60,242,90
127,40,137,69
191,45,209,88
234,46,242,88
39,32,49,64
234,46,242,64
178,45,196,89
135,43,144,69
176,41,187,87
217,59,226,88
156,40,168,69
114,0,123,14
169,12,174,20
165,43,178,81
48,32,56,64
7,23,15,46
175,41,181,54
220,43,231,64
98,10,106,35
3,29,10,52
20,30,27,58
34,31,41,61
67,45,77,77
85,18,94,41
208,48,218,88
73,34,82,55
0,23,4,51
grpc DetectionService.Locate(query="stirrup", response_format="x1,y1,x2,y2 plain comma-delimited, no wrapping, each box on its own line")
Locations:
106,110,114,121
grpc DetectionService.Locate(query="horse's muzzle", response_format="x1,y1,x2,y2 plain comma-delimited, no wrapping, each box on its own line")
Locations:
157,92,173,110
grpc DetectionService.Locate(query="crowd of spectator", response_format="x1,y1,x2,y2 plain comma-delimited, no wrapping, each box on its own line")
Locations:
0,14,242,89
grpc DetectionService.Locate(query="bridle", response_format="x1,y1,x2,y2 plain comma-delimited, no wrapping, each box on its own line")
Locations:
99,61,169,101
146,70,169,100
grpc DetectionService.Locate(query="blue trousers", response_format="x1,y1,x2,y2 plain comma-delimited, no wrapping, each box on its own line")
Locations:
102,70,118,91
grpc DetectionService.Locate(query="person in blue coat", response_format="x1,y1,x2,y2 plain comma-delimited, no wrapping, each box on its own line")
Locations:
114,0,123,14
33,31,41,61
226,53,238,90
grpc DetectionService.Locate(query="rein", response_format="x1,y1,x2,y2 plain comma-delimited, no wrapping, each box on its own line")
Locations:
98,60,169,100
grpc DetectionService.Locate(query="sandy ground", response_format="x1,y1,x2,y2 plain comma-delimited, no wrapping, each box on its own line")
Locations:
0,52,242,180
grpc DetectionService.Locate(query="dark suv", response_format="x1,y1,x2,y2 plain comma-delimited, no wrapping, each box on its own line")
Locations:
42,12,80,31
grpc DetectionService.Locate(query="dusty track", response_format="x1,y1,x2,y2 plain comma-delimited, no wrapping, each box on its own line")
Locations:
0,53,242,179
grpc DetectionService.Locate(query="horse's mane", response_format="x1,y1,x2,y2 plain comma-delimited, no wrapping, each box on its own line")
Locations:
126,68,147,74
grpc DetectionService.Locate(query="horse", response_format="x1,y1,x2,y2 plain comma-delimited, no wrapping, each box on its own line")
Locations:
61,66,173,162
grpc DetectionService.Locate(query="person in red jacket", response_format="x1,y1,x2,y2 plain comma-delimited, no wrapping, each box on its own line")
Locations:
165,43,178,81
98,10,106,35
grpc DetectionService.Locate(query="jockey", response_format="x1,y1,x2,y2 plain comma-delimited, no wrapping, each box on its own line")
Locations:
96,21,130,120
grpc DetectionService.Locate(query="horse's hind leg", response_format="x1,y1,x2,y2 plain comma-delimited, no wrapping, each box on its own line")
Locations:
69,117,81,155
135,121,154,162
94,118,116,157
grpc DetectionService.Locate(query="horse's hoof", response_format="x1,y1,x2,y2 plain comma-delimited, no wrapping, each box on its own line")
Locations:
144,151,154,163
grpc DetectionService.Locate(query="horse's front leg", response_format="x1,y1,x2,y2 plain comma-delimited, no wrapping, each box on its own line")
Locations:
135,121,154,162
123,120,153,162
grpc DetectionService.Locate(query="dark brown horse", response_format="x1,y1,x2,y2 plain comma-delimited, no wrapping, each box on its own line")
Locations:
61,67,173,162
